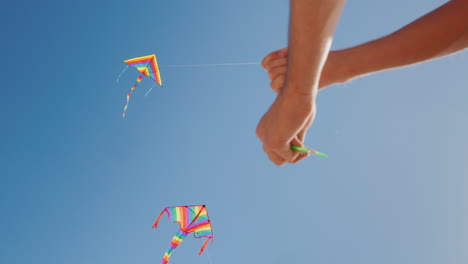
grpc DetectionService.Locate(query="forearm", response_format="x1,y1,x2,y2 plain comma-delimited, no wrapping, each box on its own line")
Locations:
438,27,468,57
341,0,468,80
284,0,346,96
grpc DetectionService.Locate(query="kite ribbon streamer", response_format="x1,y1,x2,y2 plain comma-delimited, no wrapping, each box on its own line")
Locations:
199,239,210,255
152,210,166,229
162,229,189,264
122,74,144,117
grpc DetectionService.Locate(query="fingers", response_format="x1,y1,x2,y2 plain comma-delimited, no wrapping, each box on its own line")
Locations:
264,58,288,72
268,64,287,93
268,65,287,80
261,137,301,166
261,48,288,69
270,75,286,93
264,149,287,166
265,137,313,165
290,136,310,164
263,146,300,166
262,48,289,94
290,138,313,163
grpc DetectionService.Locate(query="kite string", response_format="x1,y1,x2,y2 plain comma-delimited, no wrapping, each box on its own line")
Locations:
116,65,129,83
163,62,260,67
145,83,157,97
206,247,214,264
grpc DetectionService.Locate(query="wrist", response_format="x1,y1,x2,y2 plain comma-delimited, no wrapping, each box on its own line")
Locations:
281,81,318,98
278,86,316,113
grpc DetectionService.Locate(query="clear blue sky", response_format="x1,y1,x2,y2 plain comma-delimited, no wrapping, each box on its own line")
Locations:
2,0,468,263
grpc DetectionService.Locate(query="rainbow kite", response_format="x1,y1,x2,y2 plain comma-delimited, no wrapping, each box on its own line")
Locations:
122,54,162,117
153,205,214,264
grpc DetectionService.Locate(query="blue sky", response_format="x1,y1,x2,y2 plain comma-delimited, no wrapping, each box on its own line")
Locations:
2,0,468,263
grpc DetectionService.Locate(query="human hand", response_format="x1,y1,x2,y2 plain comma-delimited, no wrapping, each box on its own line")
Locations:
258,45,347,165
256,89,316,166
261,48,349,93
259,48,321,165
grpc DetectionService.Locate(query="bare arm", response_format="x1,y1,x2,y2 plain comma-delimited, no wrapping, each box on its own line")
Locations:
285,0,346,95
263,0,468,91
256,0,346,165
437,24,468,57
341,0,468,80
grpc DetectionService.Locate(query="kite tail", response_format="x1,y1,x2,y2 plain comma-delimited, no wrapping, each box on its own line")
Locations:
162,229,188,264
152,209,166,229
198,237,212,255
122,74,144,117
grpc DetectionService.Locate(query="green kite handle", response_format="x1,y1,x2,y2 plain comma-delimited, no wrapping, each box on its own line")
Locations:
290,145,328,158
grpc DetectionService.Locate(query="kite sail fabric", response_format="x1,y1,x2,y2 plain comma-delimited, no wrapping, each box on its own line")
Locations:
124,54,162,85
153,205,214,264
121,54,162,117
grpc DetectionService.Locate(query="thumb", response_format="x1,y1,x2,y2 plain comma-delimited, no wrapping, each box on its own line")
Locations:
290,136,305,161
290,137,310,163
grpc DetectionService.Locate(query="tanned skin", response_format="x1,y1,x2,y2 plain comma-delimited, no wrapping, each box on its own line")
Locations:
259,0,468,165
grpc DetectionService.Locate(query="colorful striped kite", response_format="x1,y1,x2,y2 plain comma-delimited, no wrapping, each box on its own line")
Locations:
153,205,214,264
122,54,162,117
